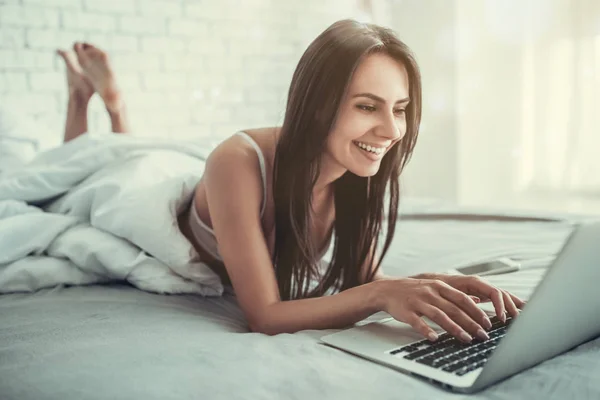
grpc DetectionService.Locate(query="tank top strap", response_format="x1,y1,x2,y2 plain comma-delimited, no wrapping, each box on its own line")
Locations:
235,131,267,216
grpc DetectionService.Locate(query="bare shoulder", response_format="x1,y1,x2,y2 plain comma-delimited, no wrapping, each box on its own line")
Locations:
239,127,281,162
207,132,257,167
205,127,281,196
198,127,282,234
201,128,281,220
208,127,279,163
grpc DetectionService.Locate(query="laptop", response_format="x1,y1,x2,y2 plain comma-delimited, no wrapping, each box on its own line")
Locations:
320,221,600,393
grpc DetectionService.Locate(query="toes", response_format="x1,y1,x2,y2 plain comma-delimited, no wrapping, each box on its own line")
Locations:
73,42,88,66
83,42,107,60
74,41,107,65
57,49,78,71
81,42,95,51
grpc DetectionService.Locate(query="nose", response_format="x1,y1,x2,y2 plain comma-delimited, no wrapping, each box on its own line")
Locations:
377,110,405,142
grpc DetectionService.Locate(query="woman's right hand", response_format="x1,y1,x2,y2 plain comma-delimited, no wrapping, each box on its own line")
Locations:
379,277,494,343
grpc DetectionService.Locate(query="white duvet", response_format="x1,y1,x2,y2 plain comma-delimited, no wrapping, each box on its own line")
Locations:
0,132,225,296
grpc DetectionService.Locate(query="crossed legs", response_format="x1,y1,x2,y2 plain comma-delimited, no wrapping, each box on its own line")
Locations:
57,42,131,143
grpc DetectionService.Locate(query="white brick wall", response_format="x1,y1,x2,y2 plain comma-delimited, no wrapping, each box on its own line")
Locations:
61,11,117,32
0,72,29,92
22,0,80,9
0,27,26,48
83,0,136,14
0,0,375,148
0,5,60,28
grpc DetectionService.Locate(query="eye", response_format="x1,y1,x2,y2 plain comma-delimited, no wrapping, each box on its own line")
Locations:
357,105,406,117
357,105,376,112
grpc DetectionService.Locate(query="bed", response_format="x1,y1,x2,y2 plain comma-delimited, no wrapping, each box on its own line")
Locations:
2,196,600,400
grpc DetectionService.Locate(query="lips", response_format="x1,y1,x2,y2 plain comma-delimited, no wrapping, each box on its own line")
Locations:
352,140,387,154
353,141,384,161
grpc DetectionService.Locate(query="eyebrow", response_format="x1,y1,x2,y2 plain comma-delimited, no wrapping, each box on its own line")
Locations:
352,93,410,105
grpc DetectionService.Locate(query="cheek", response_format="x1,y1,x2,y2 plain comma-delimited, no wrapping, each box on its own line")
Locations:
325,135,343,160
327,129,355,151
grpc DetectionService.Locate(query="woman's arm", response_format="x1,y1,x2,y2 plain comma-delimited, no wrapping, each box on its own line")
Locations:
204,138,386,334
204,138,518,339
259,280,385,335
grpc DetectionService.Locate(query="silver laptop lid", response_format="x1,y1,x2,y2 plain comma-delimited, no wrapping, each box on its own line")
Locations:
472,221,600,391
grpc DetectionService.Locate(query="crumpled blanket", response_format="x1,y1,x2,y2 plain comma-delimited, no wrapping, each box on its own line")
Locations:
0,132,225,296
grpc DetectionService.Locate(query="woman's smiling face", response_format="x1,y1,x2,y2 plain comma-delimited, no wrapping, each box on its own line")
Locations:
324,52,410,178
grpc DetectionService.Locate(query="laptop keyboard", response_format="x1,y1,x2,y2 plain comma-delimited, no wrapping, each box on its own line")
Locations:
389,315,513,376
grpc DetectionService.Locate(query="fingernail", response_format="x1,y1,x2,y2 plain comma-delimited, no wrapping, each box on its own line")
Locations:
459,332,473,342
483,317,492,330
501,312,507,323
477,328,489,341
428,332,438,341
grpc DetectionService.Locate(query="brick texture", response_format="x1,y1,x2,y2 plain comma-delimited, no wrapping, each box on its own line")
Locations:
0,0,376,145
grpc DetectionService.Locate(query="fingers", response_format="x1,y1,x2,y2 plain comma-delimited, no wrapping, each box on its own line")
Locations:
501,290,520,318
406,314,440,342
436,281,493,331
386,278,526,345
464,277,508,322
507,291,527,310
432,296,491,341
417,304,474,343
463,277,527,320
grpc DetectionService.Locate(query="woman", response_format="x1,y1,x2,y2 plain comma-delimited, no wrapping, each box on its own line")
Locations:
57,19,524,343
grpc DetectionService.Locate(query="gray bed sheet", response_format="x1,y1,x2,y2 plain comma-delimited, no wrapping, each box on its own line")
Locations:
1,202,600,400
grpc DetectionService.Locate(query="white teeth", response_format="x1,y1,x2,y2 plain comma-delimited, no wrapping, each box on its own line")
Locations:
355,141,384,155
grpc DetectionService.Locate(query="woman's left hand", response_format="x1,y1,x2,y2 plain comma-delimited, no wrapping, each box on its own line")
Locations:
426,273,526,323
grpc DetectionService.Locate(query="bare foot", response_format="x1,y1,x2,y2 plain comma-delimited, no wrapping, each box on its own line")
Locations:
56,49,94,103
73,42,123,113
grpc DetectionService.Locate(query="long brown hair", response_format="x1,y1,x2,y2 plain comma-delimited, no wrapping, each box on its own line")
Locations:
272,19,422,300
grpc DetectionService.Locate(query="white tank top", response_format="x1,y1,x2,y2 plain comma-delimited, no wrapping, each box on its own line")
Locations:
187,131,333,263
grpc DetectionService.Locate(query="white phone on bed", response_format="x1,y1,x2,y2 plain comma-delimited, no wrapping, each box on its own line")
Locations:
455,257,520,276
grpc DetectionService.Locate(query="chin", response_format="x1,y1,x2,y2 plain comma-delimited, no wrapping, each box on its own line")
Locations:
348,163,381,178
